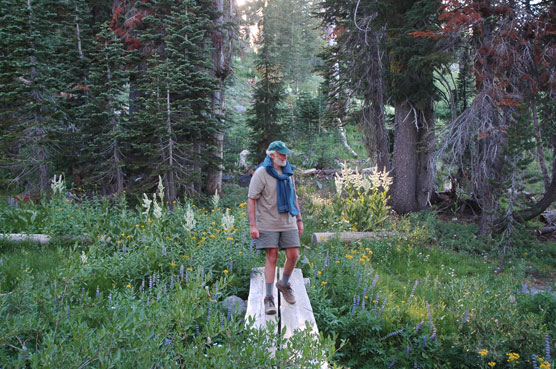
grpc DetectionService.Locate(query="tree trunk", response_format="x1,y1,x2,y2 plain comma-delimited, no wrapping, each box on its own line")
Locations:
165,83,176,205
390,100,435,214
362,100,389,172
531,101,550,191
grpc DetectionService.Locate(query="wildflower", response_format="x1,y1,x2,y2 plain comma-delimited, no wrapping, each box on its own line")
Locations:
126,284,131,288
223,269,229,274
81,251,87,264
169,262,176,267
51,174,65,194
239,202,247,208
153,195,162,219
345,254,353,260
221,208,235,230
212,190,220,209
539,363,550,369
121,233,125,236
183,204,196,231
321,281,327,286
488,362,496,368
145,245,149,249
226,237,234,241
141,193,152,215
157,175,164,202
116,240,121,245
479,349,488,357
187,267,193,271
506,353,520,362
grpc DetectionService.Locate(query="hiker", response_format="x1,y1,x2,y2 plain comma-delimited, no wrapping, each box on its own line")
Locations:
247,141,304,315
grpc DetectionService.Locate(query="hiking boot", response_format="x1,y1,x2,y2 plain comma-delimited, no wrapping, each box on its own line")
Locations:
264,296,277,315
276,280,296,304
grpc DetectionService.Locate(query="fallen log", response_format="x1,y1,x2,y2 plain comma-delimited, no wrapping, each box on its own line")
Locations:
0,234,110,245
536,225,556,235
312,231,397,244
540,210,556,224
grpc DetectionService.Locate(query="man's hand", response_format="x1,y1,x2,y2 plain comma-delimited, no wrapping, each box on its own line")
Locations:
297,221,304,236
250,225,259,239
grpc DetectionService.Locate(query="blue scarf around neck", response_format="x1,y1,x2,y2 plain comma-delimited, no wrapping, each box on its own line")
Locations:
259,155,300,217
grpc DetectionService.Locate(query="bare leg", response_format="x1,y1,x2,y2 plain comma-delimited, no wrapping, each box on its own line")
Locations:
265,248,278,284
283,247,299,276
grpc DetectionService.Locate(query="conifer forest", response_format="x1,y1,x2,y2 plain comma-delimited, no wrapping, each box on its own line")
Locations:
0,0,556,368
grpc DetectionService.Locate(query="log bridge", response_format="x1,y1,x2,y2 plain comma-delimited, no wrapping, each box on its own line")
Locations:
245,267,326,367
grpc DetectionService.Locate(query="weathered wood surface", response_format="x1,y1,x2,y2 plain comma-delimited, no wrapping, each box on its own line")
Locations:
312,231,397,244
0,234,110,245
245,267,278,330
0,233,52,245
278,268,319,339
540,210,556,224
279,268,327,368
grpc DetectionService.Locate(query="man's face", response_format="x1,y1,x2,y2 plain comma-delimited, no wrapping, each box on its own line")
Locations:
271,152,288,167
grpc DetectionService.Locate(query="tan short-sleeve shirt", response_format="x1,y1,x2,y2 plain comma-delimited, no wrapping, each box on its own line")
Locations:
248,166,297,231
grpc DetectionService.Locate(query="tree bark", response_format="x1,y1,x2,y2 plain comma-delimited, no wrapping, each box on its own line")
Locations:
390,100,435,214
531,101,550,191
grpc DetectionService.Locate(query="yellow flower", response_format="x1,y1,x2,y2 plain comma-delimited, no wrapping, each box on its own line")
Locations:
121,233,125,236
321,281,327,286
345,254,353,260
169,262,176,267
506,353,520,362
209,234,217,239
187,267,193,271
335,260,340,264
241,212,246,216
488,362,496,367
145,245,149,249
226,237,234,241
223,269,229,274
239,202,247,208
116,240,121,244
136,224,139,227
364,295,368,299
211,221,216,226
539,363,550,369
479,349,488,357
317,271,322,275
126,284,131,288
192,236,196,240
239,251,243,255
402,300,406,304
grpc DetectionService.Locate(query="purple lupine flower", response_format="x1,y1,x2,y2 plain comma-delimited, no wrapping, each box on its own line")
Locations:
180,264,184,280
53,304,57,314
227,309,231,323
162,246,167,256
66,305,70,318
405,345,410,357
410,280,418,298
170,276,175,289
352,297,357,313
141,279,145,292
422,336,427,346
123,245,127,254
96,287,101,299
380,329,404,341
207,307,212,323
220,313,224,327
546,334,551,363
80,288,84,301
387,360,396,369
371,274,379,291
361,298,366,311
414,362,420,369
462,310,469,324
163,284,167,295
108,293,112,303
156,291,161,301
165,338,171,346
149,276,153,290
532,354,539,369
229,260,233,273
0,257,3,265
195,325,200,335
185,271,189,283
415,320,425,332
213,286,219,300
356,295,361,307
146,296,150,305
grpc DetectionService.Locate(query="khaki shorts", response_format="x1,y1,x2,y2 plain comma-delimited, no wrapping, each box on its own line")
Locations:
255,229,300,250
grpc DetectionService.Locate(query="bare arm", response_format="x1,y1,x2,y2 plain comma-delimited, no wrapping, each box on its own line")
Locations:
247,197,259,239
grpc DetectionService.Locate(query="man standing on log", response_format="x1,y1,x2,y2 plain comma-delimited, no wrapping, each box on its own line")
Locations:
248,141,304,315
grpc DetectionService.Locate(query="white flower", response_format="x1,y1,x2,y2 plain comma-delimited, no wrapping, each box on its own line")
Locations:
81,251,87,264
141,193,152,215
51,175,65,195
183,204,196,231
221,208,235,231
157,175,165,202
153,194,162,219
211,189,220,209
